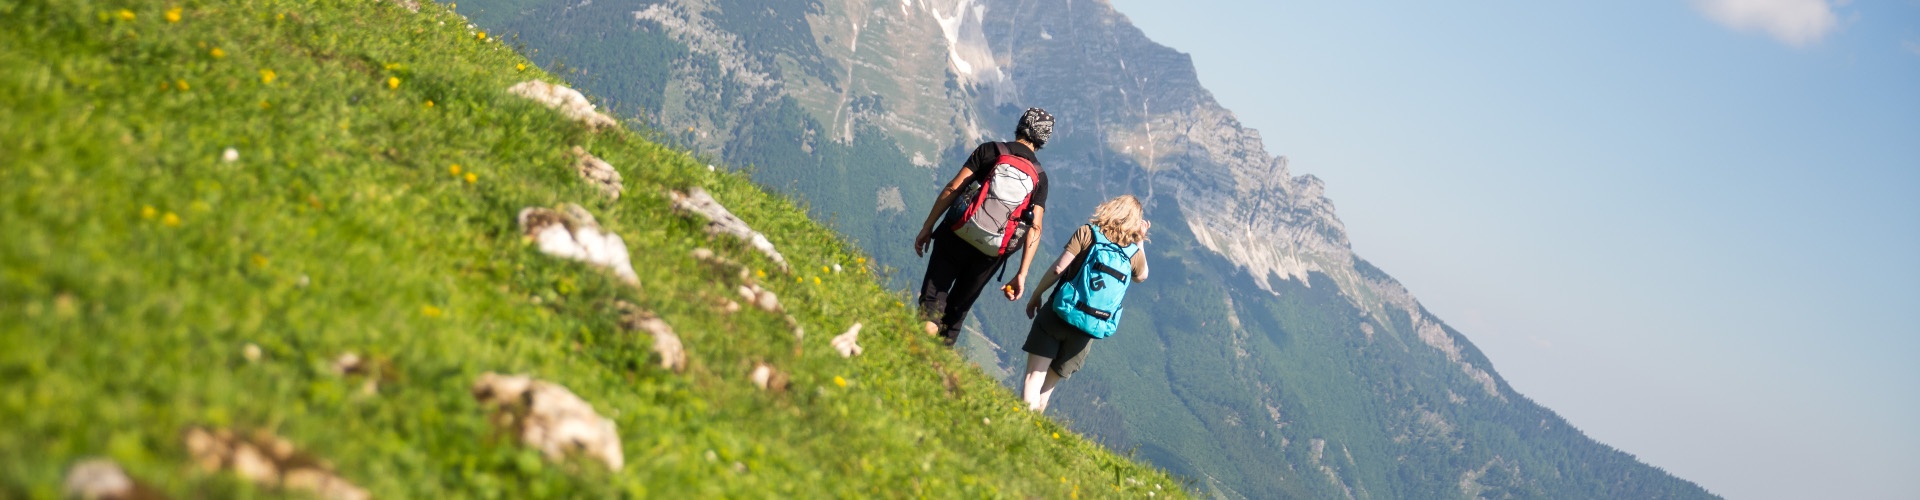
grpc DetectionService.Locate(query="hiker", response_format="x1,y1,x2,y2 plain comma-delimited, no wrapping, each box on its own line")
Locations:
913,108,1055,346
1019,195,1150,412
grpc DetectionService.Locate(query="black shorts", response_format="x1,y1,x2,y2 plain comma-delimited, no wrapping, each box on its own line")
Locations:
1020,306,1093,378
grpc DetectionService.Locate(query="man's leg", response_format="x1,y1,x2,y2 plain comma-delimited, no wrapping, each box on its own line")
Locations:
917,238,965,325
937,254,999,345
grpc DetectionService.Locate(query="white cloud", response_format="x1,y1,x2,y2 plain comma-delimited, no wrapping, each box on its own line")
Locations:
1692,0,1839,47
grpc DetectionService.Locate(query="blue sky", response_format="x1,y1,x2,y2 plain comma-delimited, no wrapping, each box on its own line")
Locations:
1104,0,1920,498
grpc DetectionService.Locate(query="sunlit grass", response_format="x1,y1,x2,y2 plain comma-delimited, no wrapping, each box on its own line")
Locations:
0,0,1179,497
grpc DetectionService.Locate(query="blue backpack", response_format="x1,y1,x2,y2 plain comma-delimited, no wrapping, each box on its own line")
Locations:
1052,224,1138,339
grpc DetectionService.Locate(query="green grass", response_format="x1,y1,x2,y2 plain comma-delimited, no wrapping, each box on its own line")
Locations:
0,0,1182,497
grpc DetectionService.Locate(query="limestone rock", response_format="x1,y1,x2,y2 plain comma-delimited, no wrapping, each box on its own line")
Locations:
569,146,625,200
617,301,685,372
517,204,638,285
64,458,165,500
507,80,618,130
181,427,368,500
471,372,625,471
831,323,864,358
669,187,788,272
736,283,780,313
747,362,788,392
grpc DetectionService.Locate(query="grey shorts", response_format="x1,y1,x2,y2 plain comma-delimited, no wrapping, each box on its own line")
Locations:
1020,306,1094,378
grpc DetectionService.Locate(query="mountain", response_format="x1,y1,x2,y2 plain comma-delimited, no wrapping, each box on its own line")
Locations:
462,0,1718,497
0,0,1178,496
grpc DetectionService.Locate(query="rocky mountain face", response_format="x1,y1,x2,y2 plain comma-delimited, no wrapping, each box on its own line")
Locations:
464,0,1714,497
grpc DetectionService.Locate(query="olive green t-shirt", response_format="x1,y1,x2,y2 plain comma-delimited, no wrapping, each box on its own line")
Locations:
1049,225,1148,281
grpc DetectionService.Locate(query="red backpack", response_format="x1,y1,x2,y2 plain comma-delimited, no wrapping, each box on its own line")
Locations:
950,142,1039,256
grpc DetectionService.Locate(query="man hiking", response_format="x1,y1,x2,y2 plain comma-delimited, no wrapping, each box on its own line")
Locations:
912,108,1054,346
1019,195,1150,412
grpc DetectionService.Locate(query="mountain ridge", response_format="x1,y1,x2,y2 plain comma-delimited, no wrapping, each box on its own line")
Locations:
463,0,1719,497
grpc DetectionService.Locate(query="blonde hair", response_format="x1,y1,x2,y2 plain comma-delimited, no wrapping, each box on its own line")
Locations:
1089,195,1147,246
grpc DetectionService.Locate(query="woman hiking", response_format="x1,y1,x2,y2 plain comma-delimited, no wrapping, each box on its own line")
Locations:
1019,195,1150,412
913,108,1054,347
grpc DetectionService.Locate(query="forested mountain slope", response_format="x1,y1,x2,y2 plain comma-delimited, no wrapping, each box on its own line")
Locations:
461,0,1719,497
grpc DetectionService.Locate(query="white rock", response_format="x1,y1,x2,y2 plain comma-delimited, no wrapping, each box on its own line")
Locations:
748,365,770,388
63,458,132,500
517,204,639,285
569,146,625,200
471,372,625,471
619,302,685,372
506,80,618,130
669,187,788,272
331,352,363,375
755,289,780,313
180,427,369,500
831,323,864,358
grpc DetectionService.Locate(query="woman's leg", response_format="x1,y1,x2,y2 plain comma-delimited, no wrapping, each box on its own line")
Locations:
1022,353,1054,411
1033,368,1065,413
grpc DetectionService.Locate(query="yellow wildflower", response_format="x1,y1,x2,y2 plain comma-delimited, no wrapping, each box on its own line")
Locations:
161,212,181,227
387,77,400,89
140,205,156,219
116,9,134,21
421,305,443,318
209,47,225,59
175,80,189,91
755,269,766,278
812,276,821,285
463,172,477,184
448,164,461,176
1052,432,1060,440
833,376,847,388
476,31,488,41
425,99,434,107
516,63,526,72
165,7,181,23
259,100,270,110
259,69,276,84
821,266,830,273
251,254,269,268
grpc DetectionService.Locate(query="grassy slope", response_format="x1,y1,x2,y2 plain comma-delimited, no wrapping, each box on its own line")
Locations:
0,0,1181,497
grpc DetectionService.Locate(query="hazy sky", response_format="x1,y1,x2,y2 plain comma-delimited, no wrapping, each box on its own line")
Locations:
1104,0,1920,498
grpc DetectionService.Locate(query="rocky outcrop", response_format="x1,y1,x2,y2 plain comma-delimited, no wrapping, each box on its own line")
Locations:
670,187,789,272
182,428,370,500
507,80,618,130
570,146,625,200
471,372,625,471
517,204,639,285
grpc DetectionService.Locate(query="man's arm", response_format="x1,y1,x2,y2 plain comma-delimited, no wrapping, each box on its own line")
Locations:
914,166,974,257
1004,205,1044,300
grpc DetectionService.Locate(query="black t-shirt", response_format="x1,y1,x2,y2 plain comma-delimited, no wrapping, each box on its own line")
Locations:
959,141,1048,210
